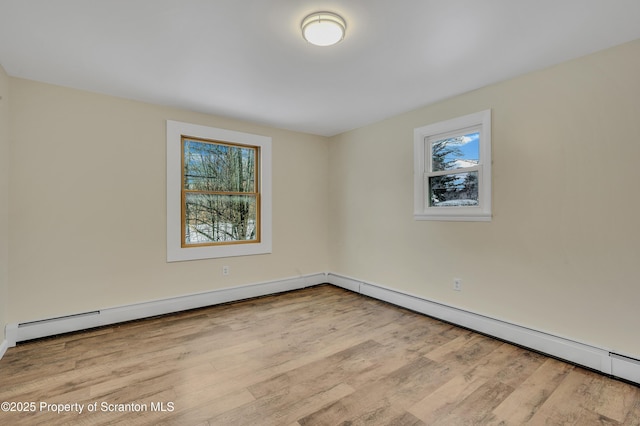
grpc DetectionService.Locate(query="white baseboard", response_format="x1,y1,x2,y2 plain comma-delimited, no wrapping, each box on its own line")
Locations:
326,272,640,386
5,272,327,347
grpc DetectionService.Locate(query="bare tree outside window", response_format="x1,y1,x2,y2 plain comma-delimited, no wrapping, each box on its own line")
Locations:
182,137,259,247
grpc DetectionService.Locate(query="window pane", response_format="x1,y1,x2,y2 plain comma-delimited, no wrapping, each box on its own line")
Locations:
184,194,257,244
429,172,479,207
183,139,255,192
431,131,480,172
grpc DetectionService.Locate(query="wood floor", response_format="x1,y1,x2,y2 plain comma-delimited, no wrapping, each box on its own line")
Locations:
1,285,639,425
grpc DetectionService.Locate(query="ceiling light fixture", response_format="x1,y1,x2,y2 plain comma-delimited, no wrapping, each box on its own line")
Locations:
301,12,346,47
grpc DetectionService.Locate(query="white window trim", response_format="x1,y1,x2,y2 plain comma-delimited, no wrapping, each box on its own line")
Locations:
167,120,272,261
414,110,492,221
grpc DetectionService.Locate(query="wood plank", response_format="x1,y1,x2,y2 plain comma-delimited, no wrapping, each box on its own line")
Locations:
489,357,574,425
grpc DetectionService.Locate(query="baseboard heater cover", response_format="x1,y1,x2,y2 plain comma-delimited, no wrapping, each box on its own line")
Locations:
14,311,101,343
19,311,100,327
611,353,640,384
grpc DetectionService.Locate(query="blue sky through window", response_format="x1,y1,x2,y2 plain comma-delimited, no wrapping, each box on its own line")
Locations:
431,131,480,172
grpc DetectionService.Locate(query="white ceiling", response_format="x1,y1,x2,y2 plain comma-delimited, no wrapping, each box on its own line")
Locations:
1,1,640,136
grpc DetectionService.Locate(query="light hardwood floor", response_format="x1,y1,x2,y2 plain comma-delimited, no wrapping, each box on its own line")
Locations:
1,284,639,425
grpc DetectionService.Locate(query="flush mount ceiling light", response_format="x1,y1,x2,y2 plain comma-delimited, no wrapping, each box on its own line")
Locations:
301,12,346,46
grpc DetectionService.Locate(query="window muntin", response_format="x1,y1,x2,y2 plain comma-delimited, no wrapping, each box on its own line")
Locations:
182,138,260,247
413,110,491,221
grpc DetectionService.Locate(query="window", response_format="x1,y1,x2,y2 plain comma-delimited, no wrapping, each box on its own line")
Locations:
167,121,272,261
182,137,259,247
414,110,491,221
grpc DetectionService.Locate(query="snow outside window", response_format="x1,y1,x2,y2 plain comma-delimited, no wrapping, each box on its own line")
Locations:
414,110,491,221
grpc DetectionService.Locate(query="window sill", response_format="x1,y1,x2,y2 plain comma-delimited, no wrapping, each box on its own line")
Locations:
414,212,492,222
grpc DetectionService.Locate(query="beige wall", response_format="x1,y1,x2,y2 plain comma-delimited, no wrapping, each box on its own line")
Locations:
328,39,640,356
0,65,9,341
7,79,330,323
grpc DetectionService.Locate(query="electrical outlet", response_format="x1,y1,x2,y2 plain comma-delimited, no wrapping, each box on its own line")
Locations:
222,266,230,276
453,278,462,291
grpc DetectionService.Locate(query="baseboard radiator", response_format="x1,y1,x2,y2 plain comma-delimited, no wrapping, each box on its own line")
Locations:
3,272,639,385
